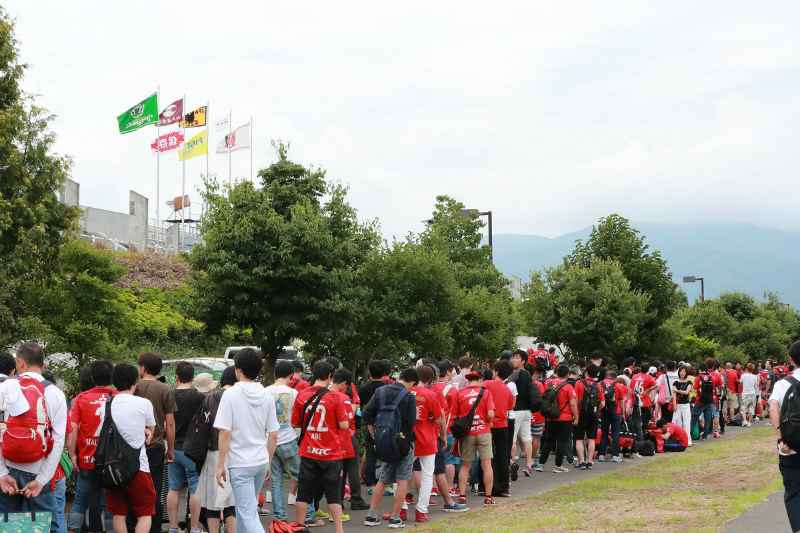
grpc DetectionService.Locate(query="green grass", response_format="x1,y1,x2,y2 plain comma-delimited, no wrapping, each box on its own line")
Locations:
417,426,783,533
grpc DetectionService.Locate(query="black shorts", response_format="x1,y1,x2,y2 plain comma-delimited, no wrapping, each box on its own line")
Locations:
412,442,446,476
297,457,343,506
573,415,599,441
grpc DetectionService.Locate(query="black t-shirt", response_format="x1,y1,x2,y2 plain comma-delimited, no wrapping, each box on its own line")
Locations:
173,388,207,450
674,381,691,404
358,380,387,413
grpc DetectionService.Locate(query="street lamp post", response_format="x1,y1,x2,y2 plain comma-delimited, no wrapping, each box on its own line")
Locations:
682,276,705,302
461,209,493,259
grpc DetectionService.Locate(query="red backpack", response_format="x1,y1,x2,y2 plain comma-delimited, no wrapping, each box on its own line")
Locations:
0,375,55,463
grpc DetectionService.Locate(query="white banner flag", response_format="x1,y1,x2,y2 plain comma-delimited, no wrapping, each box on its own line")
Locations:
216,123,250,154
215,114,230,132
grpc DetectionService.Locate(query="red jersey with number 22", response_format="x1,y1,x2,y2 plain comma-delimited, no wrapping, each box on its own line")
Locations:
291,385,347,461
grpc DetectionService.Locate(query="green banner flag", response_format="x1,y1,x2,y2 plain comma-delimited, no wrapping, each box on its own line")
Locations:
117,93,158,134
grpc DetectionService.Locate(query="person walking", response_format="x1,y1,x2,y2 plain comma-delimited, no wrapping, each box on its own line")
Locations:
214,348,279,533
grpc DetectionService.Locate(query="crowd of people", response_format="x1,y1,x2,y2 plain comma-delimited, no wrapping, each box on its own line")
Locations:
0,341,796,533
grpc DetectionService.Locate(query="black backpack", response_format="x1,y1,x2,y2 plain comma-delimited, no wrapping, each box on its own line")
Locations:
94,395,141,489
450,388,485,440
540,381,568,420
601,381,617,415
534,353,552,374
579,379,600,417
779,377,800,450
698,374,714,404
373,387,412,463
183,396,213,470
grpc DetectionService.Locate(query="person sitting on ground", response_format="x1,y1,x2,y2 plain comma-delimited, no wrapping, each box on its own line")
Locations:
655,418,690,448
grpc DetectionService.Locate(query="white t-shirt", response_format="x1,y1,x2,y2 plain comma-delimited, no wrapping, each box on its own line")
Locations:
101,393,156,472
264,384,298,446
505,381,518,420
741,373,760,396
214,381,280,468
769,369,800,456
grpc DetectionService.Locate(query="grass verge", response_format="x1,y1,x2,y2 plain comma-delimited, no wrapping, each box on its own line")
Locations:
417,426,782,533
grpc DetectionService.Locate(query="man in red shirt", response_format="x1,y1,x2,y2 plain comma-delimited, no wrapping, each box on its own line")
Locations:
630,364,658,431
67,360,116,533
690,362,716,440
722,361,740,424
289,361,310,392
483,360,515,497
574,364,605,469
291,361,349,533
456,372,496,507
597,370,625,462
430,361,460,496
409,365,446,523
656,418,690,448
706,358,725,437
537,365,578,473
330,369,357,512
528,344,552,378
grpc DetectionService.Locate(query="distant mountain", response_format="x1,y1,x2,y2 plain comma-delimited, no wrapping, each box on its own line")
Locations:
492,223,800,307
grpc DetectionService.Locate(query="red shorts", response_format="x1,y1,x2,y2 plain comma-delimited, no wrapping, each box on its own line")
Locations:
105,471,156,518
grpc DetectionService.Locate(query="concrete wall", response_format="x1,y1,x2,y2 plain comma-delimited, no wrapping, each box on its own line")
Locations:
60,178,80,206
128,191,148,250
81,206,130,242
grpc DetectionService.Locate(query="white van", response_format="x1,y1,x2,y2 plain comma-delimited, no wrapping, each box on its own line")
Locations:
224,346,300,361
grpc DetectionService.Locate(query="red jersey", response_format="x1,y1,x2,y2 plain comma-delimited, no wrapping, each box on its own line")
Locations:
291,385,348,460
289,377,311,392
456,385,495,436
665,422,689,447
601,378,626,415
693,373,722,405
709,371,724,401
724,369,739,393
531,380,546,424
337,392,356,459
483,379,515,429
412,386,444,456
349,383,360,405
630,373,657,408
429,381,458,432
70,386,117,469
543,378,577,421
575,379,606,417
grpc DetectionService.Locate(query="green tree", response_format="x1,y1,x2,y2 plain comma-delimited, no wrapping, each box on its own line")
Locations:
0,10,80,345
567,215,681,357
190,142,379,375
521,259,649,361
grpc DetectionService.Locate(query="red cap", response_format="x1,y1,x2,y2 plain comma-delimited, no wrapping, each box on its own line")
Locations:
465,371,482,381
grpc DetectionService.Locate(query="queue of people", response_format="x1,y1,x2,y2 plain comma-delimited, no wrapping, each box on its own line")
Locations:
0,343,796,533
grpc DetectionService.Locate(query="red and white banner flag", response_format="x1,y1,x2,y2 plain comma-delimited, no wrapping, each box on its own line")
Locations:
158,99,184,127
151,131,185,155
215,123,250,154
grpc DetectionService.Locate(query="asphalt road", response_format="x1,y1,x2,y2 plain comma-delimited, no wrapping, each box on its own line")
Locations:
724,489,790,533
250,419,767,532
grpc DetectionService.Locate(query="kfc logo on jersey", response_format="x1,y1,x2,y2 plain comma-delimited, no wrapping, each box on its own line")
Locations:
306,445,332,457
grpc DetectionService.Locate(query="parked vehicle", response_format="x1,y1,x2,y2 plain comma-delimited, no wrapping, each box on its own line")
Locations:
223,345,300,361
160,357,234,385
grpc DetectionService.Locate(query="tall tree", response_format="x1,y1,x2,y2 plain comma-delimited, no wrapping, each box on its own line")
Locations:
566,214,680,357
0,10,80,345
521,259,650,361
190,142,378,374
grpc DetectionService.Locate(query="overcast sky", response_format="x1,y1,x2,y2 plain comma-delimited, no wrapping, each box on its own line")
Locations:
7,1,800,239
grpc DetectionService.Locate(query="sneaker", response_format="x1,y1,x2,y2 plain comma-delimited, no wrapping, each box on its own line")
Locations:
611,455,623,463
471,484,479,494
364,516,381,527
533,460,540,468
428,498,438,506
714,432,721,438
510,463,519,481
258,507,271,516
501,491,511,497
483,497,497,506
287,492,297,505
700,434,708,440
632,453,642,459
448,487,459,495
523,466,532,477
597,455,606,462
534,464,544,472
367,487,374,495
384,488,395,496
405,493,415,505
329,514,350,522
431,487,440,496
344,485,351,501
415,510,429,523
443,503,469,513
553,466,569,473
265,491,272,503
586,462,593,469
458,496,468,506
477,489,486,496
573,458,580,468
351,501,370,511
388,517,406,529
577,462,586,470
315,509,329,520
382,510,407,521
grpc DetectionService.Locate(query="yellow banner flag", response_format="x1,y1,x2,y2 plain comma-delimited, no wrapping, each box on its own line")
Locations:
178,129,208,161
180,106,207,128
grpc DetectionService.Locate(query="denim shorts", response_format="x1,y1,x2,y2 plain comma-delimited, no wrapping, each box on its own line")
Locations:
168,449,199,493
445,433,460,466
379,443,415,484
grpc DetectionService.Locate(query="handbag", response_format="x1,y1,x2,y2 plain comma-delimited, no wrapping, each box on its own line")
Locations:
449,388,485,440
2,495,52,533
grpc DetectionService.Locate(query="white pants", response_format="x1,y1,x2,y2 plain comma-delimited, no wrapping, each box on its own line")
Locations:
512,410,532,443
672,403,692,444
415,455,435,514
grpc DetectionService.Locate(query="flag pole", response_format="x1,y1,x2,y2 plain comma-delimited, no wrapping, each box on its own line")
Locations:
250,116,253,181
179,93,186,255
228,109,232,186
156,85,161,253
206,101,209,182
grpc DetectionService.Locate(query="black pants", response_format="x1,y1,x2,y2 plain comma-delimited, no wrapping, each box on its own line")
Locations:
490,427,509,494
641,406,653,433
780,453,800,532
661,407,674,423
539,421,572,467
341,457,355,502
506,420,515,459
364,432,378,486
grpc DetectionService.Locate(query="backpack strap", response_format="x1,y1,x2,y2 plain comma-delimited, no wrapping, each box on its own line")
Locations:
298,388,329,445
